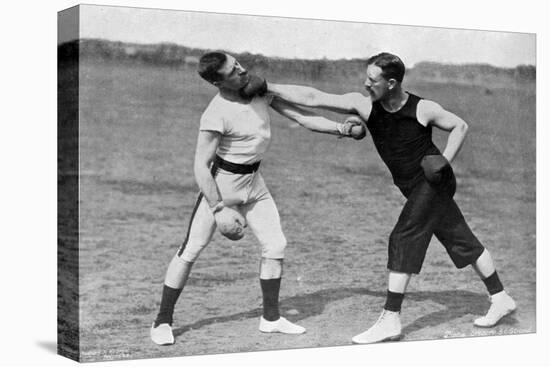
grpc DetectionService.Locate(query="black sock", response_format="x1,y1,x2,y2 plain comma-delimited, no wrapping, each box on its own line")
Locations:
154,285,183,327
482,271,504,295
260,278,281,321
383,290,405,312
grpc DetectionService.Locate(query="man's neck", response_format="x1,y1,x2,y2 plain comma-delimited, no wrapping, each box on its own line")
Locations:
380,88,408,113
219,87,249,103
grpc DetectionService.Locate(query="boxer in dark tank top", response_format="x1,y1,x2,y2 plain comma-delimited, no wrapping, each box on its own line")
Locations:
367,92,441,194
268,52,516,344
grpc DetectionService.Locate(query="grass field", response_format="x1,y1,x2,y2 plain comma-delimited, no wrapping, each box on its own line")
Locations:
61,59,535,361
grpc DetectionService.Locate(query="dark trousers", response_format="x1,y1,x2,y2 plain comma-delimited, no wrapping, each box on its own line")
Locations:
388,170,485,274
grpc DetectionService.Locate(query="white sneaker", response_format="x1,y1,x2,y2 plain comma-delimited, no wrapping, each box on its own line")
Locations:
351,310,402,344
259,316,306,334
151,323,175,345
474,291,517,328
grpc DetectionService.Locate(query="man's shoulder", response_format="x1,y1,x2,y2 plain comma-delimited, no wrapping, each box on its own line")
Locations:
417,98,443,113
201,94,226,117
345,92,372,120
416,98,446,126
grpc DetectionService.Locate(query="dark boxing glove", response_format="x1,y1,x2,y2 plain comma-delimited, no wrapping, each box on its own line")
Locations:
239,75,267,99
420,154,451,184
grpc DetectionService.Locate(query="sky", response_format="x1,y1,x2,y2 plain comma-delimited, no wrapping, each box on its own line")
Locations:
67,4,537,68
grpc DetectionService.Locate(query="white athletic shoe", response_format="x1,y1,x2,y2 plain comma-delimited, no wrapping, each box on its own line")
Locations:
474,291,517,328
351,310,402,344
259,316,306,334
151,323,175,345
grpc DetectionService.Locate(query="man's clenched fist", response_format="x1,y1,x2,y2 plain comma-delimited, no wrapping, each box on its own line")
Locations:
214,205,246,241
337,115,367,140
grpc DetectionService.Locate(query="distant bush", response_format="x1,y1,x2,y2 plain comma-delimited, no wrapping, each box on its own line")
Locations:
58,39,535,88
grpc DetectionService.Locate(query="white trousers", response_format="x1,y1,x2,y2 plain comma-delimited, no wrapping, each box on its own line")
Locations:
177,168,287,262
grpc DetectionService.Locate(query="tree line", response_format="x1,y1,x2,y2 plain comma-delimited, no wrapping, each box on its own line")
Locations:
58,39,535,86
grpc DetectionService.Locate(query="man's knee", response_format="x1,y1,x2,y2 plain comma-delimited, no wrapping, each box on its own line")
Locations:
388,232,429,274
173,253,195,265
448,243,486,269
177,249,198,263
262,237,287,259
389,228,401,247
177,242,204,263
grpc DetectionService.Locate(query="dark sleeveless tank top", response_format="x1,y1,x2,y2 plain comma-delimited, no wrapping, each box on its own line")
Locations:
366,93,440,190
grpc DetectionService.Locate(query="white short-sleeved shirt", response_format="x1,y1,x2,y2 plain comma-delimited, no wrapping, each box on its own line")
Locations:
199,94,273,164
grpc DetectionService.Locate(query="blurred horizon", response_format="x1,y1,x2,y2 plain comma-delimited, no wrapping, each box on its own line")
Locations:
58,38,536,90
58,37,537,69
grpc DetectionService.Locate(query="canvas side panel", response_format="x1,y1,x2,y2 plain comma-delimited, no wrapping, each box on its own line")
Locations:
57,5,80,362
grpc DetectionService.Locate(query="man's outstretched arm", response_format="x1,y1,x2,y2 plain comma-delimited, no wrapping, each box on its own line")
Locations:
270,98,366,139
268,82,373,120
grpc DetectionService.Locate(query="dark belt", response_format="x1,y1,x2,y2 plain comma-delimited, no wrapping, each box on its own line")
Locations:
214,155,261,174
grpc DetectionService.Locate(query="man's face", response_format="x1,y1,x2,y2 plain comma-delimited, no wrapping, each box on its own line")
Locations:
364,64,390,102
215,55,250,90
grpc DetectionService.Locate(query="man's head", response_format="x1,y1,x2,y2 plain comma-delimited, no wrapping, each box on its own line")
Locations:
364,52,405,101
197,52,250,91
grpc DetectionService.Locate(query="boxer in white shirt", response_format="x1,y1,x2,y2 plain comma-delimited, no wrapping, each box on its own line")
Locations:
151,52,364,345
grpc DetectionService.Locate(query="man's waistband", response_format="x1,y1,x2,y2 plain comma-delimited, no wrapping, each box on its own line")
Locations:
214,155,261,174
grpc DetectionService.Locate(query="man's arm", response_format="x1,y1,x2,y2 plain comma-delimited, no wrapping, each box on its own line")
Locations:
193,130,223,207
193,129,247,238
268,82,373,120
417,99,469,163
270,98,365,138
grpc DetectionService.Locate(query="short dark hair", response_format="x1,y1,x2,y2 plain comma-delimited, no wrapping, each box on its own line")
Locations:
366,52,405,83
197,52,227,83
